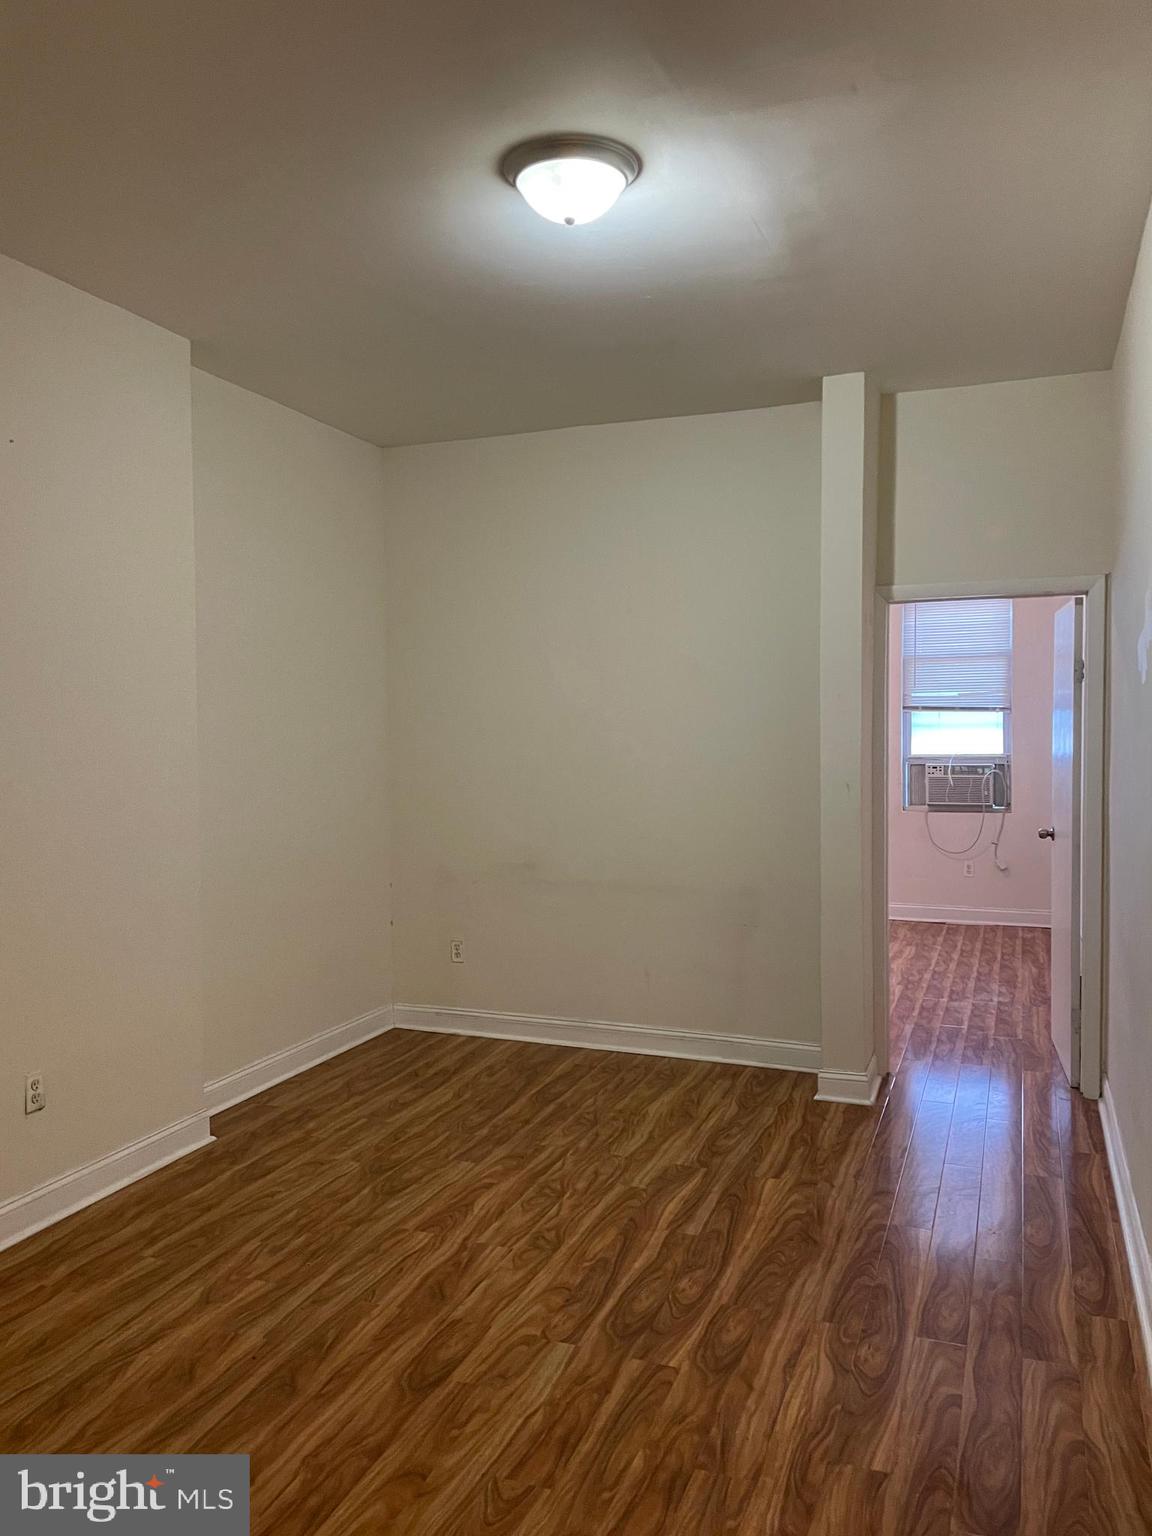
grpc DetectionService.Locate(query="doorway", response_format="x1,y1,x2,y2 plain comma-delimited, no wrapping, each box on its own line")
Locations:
880,584,1104,1099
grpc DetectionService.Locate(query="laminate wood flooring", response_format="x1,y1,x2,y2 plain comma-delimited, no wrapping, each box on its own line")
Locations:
1,921,1148,1533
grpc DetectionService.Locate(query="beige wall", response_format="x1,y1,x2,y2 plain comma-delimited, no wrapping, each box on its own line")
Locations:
880,372,1115,590
1108,203,1152,1262
384,405,822,1044
193,372,392,1083
887,597,1063,922
0,255,203,1202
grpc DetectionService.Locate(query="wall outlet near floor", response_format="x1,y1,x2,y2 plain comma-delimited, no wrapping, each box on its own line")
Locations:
450,939,464,964
962,861,975,877
25,1072,45,1114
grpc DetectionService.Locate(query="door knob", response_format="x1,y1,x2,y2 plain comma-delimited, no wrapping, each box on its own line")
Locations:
1038,826,1056,840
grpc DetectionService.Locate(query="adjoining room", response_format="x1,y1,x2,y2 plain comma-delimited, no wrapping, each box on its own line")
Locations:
888,593,1080,1078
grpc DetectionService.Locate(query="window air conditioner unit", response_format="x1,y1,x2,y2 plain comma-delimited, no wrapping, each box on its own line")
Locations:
906,759,1011,812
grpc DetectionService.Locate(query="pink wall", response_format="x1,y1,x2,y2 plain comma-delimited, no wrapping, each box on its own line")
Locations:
888,596,1066,924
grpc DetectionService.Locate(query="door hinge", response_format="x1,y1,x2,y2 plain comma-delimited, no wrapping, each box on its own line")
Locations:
1075,658,1086,683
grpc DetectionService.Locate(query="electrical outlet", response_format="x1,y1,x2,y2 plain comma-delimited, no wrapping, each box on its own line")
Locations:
963,861,975,878
450,939,464,964
25,1072,45,1115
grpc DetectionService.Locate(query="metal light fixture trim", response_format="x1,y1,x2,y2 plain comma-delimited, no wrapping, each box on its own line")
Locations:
500,134,642,226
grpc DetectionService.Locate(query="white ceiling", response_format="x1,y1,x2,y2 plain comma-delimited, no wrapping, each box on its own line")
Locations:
2,0,1150,446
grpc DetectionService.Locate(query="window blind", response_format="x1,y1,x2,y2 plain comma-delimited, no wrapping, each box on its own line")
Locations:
901,599,1012,709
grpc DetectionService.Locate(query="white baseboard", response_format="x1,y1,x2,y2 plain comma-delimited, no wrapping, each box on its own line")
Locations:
1099,1080,1152,1388
204,1004,394,1114
888,903,1051,928
0,1112,214,1254
394,1005,819,1074
815,1055,882,1105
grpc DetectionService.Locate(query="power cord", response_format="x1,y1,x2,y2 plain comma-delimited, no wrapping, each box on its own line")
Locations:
924,760,1009,871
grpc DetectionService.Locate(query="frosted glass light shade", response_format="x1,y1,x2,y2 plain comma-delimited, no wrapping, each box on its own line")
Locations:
500,136,641,228
514,157,627,226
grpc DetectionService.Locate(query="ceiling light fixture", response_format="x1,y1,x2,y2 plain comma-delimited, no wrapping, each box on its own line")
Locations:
500,135,641,227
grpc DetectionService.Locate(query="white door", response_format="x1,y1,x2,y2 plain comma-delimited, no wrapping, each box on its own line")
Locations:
1047,599,1082,1086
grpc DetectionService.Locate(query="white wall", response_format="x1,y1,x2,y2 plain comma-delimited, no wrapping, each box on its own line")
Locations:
0,255,203,1203
1108,202,1152,1265
0,239,1127,1220
880,371,1114,590
384,405,823,1046
887,596,1062,924
192,372,392,1083
819,374,882,1087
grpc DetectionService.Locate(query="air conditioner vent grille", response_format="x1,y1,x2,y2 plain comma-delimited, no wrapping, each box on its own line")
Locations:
906,759,1011,811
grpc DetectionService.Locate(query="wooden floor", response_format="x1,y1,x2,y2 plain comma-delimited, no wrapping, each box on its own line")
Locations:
2,922,1150,1534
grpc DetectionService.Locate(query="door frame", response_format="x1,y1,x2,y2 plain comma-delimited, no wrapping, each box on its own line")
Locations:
873,574,1107,1099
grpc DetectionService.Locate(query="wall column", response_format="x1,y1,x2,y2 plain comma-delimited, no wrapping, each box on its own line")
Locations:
818,373,884,1102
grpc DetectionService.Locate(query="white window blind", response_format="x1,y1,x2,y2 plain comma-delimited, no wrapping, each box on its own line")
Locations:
901,599,1013,710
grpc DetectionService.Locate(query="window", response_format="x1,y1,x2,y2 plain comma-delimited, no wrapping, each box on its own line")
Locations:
901,598,1012,808
906,708,1007,757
